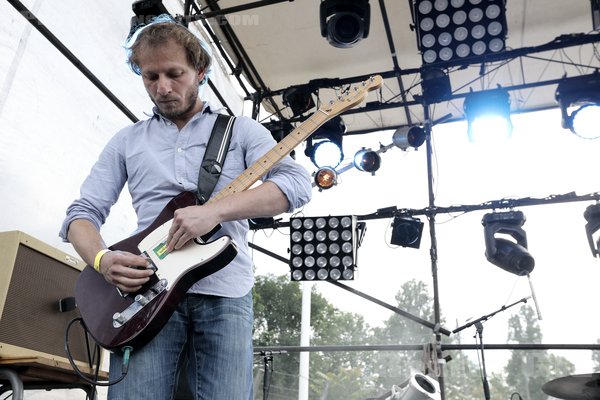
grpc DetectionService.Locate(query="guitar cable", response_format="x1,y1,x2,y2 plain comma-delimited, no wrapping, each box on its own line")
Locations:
65,317,133,387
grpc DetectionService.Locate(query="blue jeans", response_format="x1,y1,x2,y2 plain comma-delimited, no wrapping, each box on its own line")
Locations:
107,292,254,400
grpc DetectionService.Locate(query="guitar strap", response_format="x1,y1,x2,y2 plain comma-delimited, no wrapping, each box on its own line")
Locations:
197,113,236,205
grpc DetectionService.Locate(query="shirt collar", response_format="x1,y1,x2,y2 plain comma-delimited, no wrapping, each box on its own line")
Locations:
150,100,218,122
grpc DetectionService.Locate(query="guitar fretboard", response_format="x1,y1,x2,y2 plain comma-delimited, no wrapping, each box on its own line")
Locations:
208,109,331,204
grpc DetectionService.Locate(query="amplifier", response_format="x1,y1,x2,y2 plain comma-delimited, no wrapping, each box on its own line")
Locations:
0,230,100,370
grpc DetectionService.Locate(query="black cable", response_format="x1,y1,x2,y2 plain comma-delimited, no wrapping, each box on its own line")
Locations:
64,317,132,387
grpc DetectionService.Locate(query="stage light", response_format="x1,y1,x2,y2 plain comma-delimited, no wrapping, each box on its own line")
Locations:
320,0,370,48
289,216,358,281
305,116,345,168
391,216,424,249
130,0,168,32
263,120,296,158
421,68,452,104
482,210,535,276
314,167,338,190
464,88,512,143
584,203,600,257
393,126,426,150
353,148,381,173
282,86,316,117
555,72,600,139
412,0,507,66
385,372,441,400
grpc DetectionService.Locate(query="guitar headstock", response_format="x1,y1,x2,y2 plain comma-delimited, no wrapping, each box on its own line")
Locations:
320,75,383,117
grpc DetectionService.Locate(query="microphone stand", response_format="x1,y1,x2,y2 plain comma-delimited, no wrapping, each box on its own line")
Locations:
258,350,287,400
453,297,530,400
261,351,274,400
474,321,490,400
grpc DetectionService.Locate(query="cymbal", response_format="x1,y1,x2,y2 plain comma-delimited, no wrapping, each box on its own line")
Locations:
542,373,600,400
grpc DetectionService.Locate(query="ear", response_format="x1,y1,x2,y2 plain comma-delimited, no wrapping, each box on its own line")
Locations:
197,69,206,85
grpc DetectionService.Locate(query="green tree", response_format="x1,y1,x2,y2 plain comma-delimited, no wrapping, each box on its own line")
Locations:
503,305,575,400
369,279,485,400
369,279,436,389
252,274,375,400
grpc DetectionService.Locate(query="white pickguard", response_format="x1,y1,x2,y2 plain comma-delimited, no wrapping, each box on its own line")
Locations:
138,220,233,290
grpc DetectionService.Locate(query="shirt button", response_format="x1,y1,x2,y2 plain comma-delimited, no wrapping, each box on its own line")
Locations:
177,147,183,153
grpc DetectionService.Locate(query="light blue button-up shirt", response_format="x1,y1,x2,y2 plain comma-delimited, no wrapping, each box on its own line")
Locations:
60,103,312,297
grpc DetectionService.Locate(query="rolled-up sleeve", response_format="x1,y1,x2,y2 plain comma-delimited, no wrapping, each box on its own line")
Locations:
235,117,312,213
265,157,312,212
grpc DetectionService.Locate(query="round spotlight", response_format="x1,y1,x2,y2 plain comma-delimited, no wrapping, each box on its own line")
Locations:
390,216,424,249
439,47,453,61
353,149,381,173
393,126,426,150
438,32,452,46
468,7,484,22
342,268,354,280
329,268,342,280
312,140,343,168
472,41,486,55
418,0,433,14
434,0,449,11
464,89,513,144
456,43,470,57
436,13,451,28
420,17,435,31
489,38,504,52
488,21,503,36
317,268,329,280
451,0,465,7
320,0,370,48
452,10,467,25
471,24,486,40
314,167,337,190
468,115,512,144
486,4,501,19
422,33,436,48
454,26,468,41
571,104,600,139
423,49,437,63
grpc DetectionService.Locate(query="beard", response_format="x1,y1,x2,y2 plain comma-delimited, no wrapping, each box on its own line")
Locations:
152,84,199,121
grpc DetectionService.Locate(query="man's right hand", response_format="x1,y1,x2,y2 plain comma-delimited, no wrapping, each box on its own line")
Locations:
98,250,155,293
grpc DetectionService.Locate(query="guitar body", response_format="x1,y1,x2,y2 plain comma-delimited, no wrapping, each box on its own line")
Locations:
75,191,238,350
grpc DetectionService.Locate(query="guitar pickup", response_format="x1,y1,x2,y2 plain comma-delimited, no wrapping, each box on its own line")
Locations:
112,278,168,328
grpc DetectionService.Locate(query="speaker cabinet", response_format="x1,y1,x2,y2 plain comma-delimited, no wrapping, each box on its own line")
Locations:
0,231,98,369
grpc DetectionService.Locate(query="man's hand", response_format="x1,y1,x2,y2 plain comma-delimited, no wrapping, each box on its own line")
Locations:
99,250,154,293
166,204,220,252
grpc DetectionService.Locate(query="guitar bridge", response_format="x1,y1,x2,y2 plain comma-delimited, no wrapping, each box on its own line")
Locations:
112,278,168,328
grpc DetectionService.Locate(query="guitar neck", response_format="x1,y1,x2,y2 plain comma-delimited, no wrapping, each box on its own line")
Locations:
206,75,383,204
207,109,330,204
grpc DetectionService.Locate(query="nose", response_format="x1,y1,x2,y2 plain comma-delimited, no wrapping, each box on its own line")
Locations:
156,76,172,96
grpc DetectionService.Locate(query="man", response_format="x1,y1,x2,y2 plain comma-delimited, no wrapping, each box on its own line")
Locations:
60,17,312,399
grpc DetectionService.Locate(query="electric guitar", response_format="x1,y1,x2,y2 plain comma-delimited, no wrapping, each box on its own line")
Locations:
75,75,383,351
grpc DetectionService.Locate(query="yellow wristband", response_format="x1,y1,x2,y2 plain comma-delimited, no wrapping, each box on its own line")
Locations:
93,249,111,272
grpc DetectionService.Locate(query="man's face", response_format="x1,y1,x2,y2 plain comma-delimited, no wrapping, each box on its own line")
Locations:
137,40,204,125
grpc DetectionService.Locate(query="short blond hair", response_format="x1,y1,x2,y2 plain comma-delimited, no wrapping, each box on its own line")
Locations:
127,20,211,76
